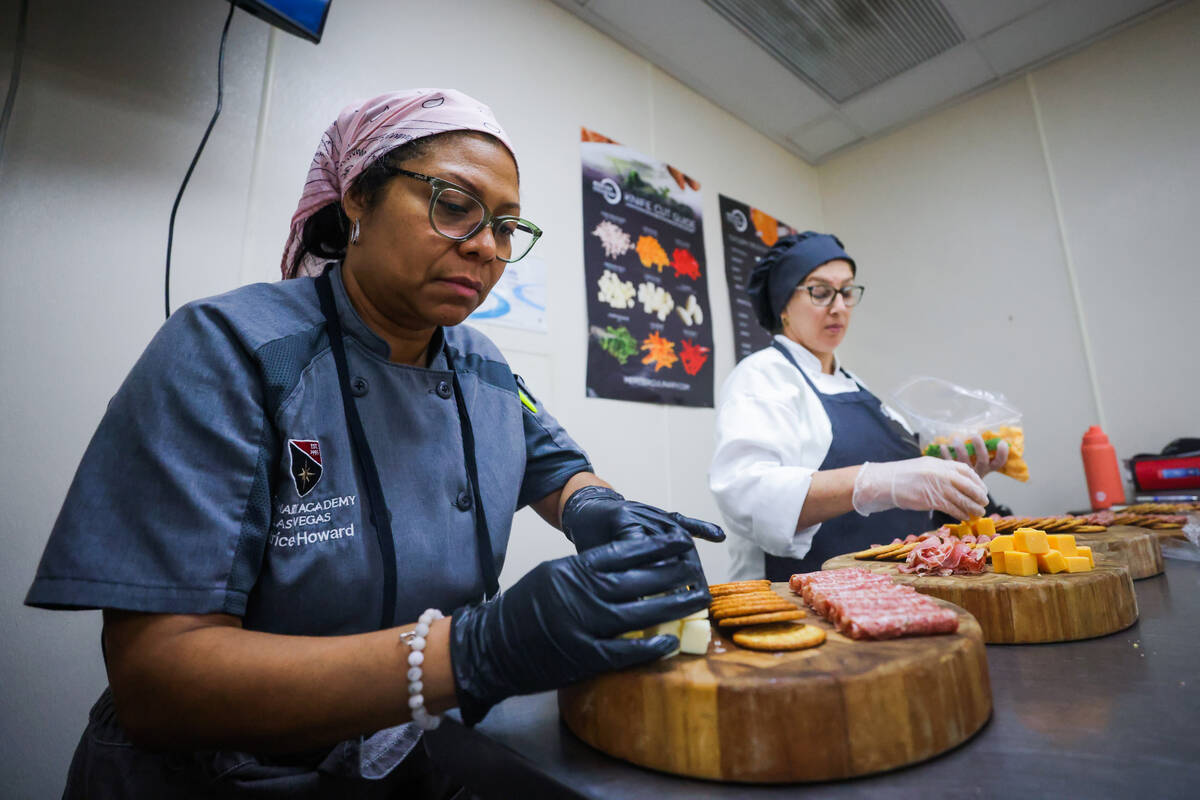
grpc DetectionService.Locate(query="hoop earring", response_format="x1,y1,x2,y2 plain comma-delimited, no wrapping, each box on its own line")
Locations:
350,217,361,246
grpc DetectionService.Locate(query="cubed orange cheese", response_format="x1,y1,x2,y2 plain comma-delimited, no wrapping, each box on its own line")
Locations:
972,517,996,538
1013,529,1049,554
1045,534,1077,557
951,522,972,538
1063,555,1092,573
990,551,1007,572
1036,550,1067,574
1076,545,1094,568
1005,551,1039,576
988,535,1015,554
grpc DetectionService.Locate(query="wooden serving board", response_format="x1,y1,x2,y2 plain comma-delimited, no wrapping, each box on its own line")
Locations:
1077,526,1163,579
822,554,1138,644
559,587,991,784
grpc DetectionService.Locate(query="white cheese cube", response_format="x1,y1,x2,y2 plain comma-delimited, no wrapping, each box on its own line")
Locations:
678,619,711,655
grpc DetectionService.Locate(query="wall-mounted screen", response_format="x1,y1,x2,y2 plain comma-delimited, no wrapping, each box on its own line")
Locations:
232,0,332,43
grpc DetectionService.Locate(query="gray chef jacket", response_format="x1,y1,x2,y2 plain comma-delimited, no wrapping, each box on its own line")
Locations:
26,264,591,796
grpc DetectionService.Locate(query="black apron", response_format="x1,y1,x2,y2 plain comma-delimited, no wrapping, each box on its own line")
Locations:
763,342,931,581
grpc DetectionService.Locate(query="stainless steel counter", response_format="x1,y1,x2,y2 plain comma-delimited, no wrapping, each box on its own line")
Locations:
426,560,1200,798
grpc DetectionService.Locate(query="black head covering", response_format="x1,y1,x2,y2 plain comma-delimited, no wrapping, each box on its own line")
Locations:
746,231,856,331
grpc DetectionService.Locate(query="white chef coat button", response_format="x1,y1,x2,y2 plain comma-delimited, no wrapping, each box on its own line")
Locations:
455,491,473,511
350,376,369,397
435,380,453,399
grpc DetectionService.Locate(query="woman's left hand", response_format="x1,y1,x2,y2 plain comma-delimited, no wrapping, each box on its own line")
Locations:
942,434,1009,478
561,486,726,557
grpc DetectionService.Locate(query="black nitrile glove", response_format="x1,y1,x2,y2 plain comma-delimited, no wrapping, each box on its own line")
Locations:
449,528,710,725
561,486,726,554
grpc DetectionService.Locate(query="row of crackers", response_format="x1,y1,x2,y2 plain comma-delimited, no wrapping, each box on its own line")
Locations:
707,580,825,652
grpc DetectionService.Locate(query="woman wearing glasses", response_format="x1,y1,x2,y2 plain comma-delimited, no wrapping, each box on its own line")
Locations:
708,232,998,581
28,89,721,798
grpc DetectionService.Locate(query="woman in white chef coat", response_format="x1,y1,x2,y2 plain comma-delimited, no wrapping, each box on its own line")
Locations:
709,232,1004,581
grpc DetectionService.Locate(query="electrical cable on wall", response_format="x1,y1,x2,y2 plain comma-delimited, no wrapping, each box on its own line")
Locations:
165,1,236,319
0,0,31,170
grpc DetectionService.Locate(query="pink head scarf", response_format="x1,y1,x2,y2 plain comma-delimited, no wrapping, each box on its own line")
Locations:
281,88,516,279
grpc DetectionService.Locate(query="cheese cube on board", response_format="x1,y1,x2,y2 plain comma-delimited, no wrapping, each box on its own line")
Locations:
991,551,1008,572
1045,534,1077,557
1005,551,1039,576
678,619,711,655
972,518,996,538
1063,556,1092,573
1036,550,1067,574
988,536,1014,553
1076,546,1094,568
1014,529,1049,554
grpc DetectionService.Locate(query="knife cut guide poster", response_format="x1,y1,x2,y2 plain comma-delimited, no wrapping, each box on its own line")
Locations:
580,128,714,407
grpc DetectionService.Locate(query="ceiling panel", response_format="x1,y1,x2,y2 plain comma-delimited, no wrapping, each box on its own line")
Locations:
977,0,1167,74
788,114,863,158
939,0,1053,38
551,0,1177,163
840,43,995,132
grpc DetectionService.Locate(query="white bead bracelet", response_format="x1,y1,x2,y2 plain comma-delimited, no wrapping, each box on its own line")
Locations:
405,608,445,730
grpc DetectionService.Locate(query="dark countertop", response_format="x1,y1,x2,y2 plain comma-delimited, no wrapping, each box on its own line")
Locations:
426,560,1200,799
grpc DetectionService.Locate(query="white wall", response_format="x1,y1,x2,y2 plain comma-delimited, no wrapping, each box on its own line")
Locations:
818,0,1200,515
0,1,820,795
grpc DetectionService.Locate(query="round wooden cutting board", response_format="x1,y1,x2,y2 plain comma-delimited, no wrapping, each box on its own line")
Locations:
559,588,991,784
821,555,1138,644
1077,526,1163,579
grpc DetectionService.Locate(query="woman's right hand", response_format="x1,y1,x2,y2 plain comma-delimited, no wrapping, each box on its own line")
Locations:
852,456,988,521
448,529,709,725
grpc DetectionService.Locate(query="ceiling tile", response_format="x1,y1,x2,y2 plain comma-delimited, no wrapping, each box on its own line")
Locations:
787,115,862,159
977,0,1166,75
560,0,834,135
839,44,995,133
940,0,1053,38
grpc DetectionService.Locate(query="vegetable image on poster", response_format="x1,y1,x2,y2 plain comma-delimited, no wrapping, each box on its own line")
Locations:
580,128,714,406
718,195,799,362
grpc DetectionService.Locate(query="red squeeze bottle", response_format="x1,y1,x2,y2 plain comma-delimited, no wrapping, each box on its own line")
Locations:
1081,426,1126,510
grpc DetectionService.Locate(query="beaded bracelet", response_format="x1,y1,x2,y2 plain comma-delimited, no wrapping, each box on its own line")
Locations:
405,608,445,731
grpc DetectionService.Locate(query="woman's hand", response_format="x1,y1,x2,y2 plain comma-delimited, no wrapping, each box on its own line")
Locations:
561,486,726,554
852,457,988,521
940,434,1010,478
449,529,709,725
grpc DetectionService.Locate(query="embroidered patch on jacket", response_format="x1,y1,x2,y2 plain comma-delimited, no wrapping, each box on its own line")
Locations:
288,439,323,497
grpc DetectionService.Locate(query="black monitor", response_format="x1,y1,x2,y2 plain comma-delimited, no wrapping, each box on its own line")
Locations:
231,0,332,43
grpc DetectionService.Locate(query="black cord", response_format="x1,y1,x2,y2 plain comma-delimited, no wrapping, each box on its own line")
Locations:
165,1,236,319
0,0,30,170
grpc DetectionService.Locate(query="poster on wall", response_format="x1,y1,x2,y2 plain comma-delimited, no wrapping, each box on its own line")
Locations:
468,254,547,332
718,194,799,363
579,128,714,407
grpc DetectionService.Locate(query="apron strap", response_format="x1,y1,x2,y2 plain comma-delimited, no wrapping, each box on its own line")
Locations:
444,348,500,600
315,269,398,630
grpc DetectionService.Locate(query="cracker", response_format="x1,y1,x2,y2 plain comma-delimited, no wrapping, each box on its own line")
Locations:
717,608,807,627
1074,524,1107,532
709,590,780,608
710,600,796,620
708,580,771,597
853,541,905,559
732,622,826,652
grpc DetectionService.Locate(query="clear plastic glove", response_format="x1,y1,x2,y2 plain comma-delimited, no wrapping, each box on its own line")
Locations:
852,456,989,521
449,529,710,725
561,486,726,554
940,434,1010,478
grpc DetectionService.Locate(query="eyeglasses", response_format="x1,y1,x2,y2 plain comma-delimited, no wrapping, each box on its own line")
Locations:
796,283,865,307
391,169,542,263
